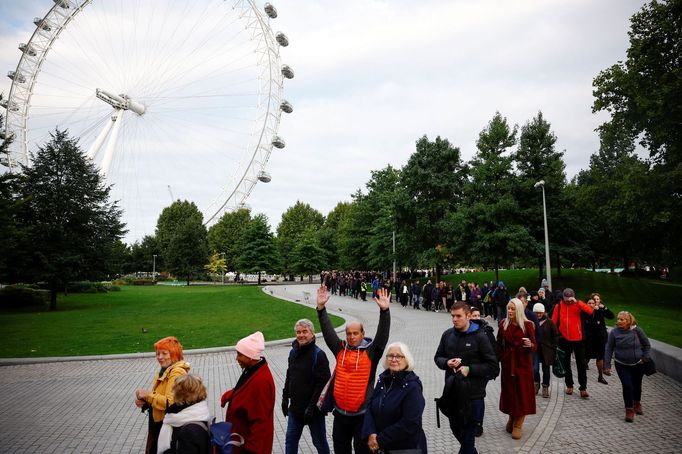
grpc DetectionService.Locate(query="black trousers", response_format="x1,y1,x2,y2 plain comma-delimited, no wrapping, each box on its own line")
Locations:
332,412,369,454
560,338,588,390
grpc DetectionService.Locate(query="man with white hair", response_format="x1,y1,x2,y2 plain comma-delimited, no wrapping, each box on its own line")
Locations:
282,319,331,454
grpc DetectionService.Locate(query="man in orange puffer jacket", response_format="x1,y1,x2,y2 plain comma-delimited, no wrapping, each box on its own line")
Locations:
551,288,594,398
316,284,391,454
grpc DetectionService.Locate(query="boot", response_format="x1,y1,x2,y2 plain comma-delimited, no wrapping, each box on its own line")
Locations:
542,384,550,398
565,387,573,395
597,359,608,384
634,401,643,415
506,415,513,433
625,408,635,422
511,416,525,439
580,389,589,399
535,382,540,395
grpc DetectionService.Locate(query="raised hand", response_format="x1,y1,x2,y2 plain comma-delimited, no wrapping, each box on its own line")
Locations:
374,287,390,310
316,284,330,310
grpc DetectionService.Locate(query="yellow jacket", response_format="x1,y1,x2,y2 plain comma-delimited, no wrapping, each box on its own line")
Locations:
146,360,190,422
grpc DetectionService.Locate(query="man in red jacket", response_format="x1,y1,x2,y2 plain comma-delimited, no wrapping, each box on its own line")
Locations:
220,331,275,454
551,288,594,398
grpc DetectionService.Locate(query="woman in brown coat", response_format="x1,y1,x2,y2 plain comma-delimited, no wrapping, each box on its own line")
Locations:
497,298,537,440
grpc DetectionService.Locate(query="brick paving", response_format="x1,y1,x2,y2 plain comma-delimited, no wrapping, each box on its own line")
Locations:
1,283,680,453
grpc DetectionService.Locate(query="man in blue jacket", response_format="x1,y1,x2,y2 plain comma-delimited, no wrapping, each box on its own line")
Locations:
435,302,499,454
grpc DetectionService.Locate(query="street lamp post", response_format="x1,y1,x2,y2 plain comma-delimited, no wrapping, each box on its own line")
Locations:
153,254,157,282
534,180,552,291
220,252,226,285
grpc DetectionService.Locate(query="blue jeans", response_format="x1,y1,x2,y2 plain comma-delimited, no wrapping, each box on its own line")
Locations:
449,399,483,454
615,362,644,408
285,411,330,454
533,353,551,386
413,293,420,308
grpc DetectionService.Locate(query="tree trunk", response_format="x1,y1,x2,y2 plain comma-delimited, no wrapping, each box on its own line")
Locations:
308,275,313,283
258,271,262,285
436,264,442,283
494,260,500,285
49,280,58,311
186,276,191,286
591,258,596,272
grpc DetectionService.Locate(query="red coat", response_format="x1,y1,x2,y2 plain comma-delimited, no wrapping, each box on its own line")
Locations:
222,360,275,454
497,320,537,417
551,299,593,341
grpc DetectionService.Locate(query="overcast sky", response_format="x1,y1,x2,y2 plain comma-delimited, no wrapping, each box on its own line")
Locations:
0,0,645,242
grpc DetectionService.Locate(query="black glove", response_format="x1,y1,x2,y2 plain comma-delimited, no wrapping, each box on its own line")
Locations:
281,399,288,418
303,405,315,424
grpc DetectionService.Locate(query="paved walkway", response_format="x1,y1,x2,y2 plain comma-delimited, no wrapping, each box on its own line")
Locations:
1,284,681,453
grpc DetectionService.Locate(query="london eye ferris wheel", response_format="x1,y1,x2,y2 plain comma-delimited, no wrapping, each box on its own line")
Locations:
2,0,293,241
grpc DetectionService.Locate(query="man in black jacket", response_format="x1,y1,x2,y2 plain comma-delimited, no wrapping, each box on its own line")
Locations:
435,302,499,454
282,319,331,454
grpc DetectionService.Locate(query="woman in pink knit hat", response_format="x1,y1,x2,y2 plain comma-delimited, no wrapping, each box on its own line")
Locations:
220,331,275,454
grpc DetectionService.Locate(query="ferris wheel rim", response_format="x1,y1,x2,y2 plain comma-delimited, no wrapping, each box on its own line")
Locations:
2,0,290,234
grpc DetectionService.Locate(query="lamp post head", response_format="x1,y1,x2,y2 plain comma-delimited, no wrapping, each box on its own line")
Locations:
534,180,545,188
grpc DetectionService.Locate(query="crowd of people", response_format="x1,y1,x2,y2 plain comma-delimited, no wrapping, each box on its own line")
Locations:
135,277,654,454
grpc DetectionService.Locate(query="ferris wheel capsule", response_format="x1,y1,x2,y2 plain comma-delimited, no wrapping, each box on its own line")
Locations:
19,43,37,57
272,136,285,149
257,171,272,183
281,65,294,79
33,17,52,31
276,32,289,47
53,0,71,9
7,71,26,83
264,3,277,18
280,100,293,113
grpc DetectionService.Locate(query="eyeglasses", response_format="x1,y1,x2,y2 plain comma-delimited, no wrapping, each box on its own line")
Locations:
386,354,405,361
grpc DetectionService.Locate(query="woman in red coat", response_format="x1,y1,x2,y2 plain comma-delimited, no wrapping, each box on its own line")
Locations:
497,298,537,440
220,331,275,454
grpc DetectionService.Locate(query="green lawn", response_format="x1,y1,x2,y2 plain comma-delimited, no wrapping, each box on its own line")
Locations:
0,285,343,358
441,269,682,347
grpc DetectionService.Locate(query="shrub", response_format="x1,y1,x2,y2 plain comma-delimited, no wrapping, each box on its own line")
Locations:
106,285,122,292
0,286,49,309
67,281,109,293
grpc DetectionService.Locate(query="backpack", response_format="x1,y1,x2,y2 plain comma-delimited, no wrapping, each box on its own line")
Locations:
210,420,244,454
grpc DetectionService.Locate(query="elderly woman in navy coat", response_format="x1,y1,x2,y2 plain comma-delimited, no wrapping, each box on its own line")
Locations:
362,342,427,453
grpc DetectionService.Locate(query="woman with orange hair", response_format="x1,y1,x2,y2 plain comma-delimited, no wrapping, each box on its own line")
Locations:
135,336,191,454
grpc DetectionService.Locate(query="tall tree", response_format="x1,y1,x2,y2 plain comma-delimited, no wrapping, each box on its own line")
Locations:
290,228,327,282
276,201,324,279
155,200,203,258
319,201,353,269
592,0,682,265
128,235,161,274
15,129,125,309
165,216,209,285
447,112,531,282
237,214,278,284
513,111,575,277
398,135,467,279
207,208,251,274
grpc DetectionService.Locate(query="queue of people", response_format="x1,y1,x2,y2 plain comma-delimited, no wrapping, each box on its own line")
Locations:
135,280,654,454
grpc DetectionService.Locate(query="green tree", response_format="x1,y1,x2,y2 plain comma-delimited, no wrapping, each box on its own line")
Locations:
207,208,251,274
128,235,161,274
155,200,203,258
237,214,278,284
276,201,324,279
513,111,575,277
592,0,682,167
319,201,353,269
447,112,531,282
165,216,209,285
291,228,327,282
397,135,467,279
16,129,125,309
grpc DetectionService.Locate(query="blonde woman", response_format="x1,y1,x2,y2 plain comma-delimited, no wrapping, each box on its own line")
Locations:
604,311,651,423
497,298,537,440
157,374,211,453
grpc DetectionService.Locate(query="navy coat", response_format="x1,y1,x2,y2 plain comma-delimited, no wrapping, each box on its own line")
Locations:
361,369,427,453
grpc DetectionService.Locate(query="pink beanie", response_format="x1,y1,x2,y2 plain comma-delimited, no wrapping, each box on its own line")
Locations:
236,331,265,360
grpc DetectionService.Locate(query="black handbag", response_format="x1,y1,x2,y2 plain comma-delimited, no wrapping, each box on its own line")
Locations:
552,347,566,378
634,328,656,376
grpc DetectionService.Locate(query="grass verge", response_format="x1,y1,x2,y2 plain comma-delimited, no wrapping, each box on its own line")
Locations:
0,285,343,358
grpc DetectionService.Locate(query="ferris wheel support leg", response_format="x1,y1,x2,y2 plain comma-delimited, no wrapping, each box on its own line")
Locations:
87,110,118,161
100,109,124,176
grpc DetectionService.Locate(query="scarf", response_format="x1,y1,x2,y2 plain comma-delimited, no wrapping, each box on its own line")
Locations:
156,400,211,454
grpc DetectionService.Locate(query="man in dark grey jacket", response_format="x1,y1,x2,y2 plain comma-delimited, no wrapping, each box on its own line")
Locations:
282,319,331,454
435,302,499,454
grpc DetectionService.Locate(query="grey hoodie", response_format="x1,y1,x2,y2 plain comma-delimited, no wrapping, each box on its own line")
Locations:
604,325,651,369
